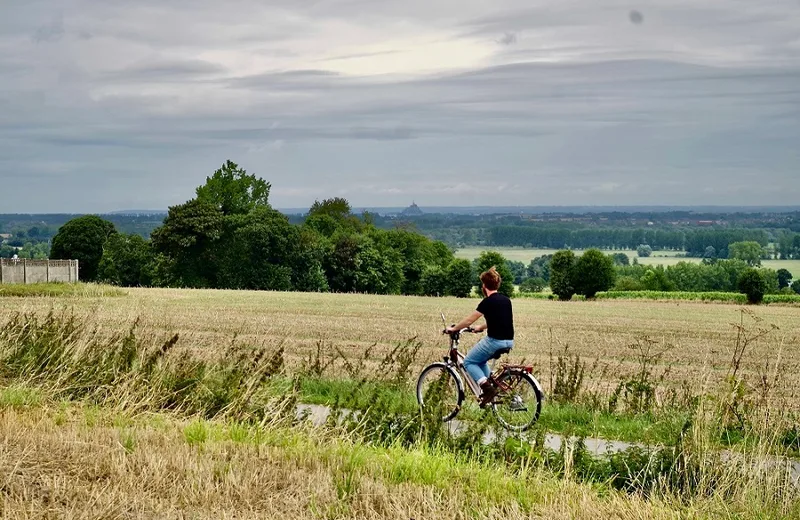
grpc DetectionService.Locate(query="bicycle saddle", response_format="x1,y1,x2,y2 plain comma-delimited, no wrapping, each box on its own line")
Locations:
491,347,512,359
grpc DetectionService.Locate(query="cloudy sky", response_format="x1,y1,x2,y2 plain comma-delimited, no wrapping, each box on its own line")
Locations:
2,0,799,212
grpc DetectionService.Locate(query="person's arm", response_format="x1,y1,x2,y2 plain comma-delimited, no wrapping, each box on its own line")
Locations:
445,310,483,333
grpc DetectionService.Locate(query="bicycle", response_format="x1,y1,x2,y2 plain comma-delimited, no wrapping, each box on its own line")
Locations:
416,314,545,432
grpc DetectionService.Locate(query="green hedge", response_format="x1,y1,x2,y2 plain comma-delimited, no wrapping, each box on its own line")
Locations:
516,290,800,304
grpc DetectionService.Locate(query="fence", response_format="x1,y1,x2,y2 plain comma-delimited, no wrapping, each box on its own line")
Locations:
0,259,79,284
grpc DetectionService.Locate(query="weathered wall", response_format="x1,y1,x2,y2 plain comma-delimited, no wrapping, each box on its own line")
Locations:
0,259,79,284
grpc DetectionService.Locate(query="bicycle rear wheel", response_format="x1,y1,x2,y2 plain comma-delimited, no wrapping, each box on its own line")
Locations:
416,362,464,422
492,369,542,432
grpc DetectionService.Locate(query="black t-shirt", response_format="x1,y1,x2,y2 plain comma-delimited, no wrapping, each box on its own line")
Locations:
476,293,514,340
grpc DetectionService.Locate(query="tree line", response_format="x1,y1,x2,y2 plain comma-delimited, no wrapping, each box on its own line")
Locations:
48,161,484,297
489,225,771,255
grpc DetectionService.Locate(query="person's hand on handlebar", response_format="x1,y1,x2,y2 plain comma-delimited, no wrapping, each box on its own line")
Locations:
444,325,477,334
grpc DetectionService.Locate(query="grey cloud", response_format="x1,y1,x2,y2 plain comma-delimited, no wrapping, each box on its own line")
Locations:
32,13,64,43
1,0,799,212
103,58,228,82
497,32,517,46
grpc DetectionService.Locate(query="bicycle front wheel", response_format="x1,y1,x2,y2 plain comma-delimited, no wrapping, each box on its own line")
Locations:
416,362,464,422
492,370,543,432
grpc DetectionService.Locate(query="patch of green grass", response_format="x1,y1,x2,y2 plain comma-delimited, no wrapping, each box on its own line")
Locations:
0,282,126,298
0,385,42,408
286,377,689,446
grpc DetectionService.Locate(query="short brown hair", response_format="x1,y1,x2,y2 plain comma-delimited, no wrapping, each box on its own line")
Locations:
480,266,501,291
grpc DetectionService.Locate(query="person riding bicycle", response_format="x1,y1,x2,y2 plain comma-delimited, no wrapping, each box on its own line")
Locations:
445,266,514,407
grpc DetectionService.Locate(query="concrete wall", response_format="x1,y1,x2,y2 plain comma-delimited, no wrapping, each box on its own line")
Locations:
0,259,79,284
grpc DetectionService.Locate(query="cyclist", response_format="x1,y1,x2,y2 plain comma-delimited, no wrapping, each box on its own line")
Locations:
445,266,514,407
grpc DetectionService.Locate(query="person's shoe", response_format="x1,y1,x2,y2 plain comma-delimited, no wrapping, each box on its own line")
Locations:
479,380,497,408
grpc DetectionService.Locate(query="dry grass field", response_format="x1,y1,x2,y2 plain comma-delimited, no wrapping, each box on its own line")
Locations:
0,402,714,520
2,287,798,407
2,287,800,518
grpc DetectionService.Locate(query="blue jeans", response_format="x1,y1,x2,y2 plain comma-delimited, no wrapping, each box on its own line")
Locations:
463,337,514,384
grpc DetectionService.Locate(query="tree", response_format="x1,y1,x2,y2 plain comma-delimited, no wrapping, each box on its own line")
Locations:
420,266,448,296
792,280,800,295
527,255,552,282
195,160,271,216
50,215,117,281
610,253,630,266
98,233,154,287
572,249,616,298
636,244,652,258
738,268,766,304
550,250,576,301
475,251,515,297
728,241,764,267
150,199,224,287
777,268,793,289
506,260,527,284
703,246,717,260
519,277,546,293
445,259,473,298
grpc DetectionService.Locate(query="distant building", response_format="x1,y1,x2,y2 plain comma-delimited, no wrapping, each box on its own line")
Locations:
401,202,424,217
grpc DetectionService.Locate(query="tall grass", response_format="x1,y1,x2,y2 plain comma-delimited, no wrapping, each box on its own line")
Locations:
0,308,797,517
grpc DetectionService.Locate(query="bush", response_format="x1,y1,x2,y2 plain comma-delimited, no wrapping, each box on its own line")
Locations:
519,277,546,293
550,250,576,301
737,268,766,304
573,249,616,298
445,259,473,298
777,268,793,289
637,244,652,258
793,280,800,295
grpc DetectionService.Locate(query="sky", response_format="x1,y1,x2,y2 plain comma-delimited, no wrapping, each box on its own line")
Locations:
1,0,799,213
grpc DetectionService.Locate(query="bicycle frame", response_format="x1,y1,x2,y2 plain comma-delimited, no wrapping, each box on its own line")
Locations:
444,328,504,402
441,319,545,404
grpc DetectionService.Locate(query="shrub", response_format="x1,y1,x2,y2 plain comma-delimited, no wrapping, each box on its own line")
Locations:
738,268,766,304
573,249,616,298
793,280,800,295
777,268,792,289
550,250,576,301
636,244,652,258
519,277,546,293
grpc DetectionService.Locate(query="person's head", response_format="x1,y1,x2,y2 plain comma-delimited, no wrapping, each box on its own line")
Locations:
480,266,501,294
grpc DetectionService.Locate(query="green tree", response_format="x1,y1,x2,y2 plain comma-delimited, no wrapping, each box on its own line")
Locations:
641,266,675,291
729,241,764,267
475,251,515,297
519,277,546,293
792,280,800,295
195,160,271,216
98,233,154,287
150,199,224,287
420,265,448,296
777,268,793,289
573,249,616,298
738,268,766,304
527,255,552,282
637,244,653,257
610,253,630,266
50,215,117,281
445,259,473,298
550,250,576,301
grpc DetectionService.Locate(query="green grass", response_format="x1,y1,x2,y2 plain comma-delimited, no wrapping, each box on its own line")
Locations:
0,282,126,298
289,377,689,446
